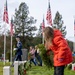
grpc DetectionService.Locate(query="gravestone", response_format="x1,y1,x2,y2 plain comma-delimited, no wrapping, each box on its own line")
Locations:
72,63,75,70
3,66,10,75
14,61,27,75
22,49,28,61
14,61,19,75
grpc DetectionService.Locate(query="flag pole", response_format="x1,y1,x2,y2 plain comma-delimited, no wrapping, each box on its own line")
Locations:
42,15,45,44
3,0,9,65
42,33,44,44
4,34,6,65
73,39,75,52
10,17,14,65
73,17,75,52
10,35,13,65
4,23,6,65
42,15,44,44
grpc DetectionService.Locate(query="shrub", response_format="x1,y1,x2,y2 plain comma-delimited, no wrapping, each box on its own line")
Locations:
67,64,72,70
18,61,31,75
72,56,75,63
18,64,25,75
6,51,10,61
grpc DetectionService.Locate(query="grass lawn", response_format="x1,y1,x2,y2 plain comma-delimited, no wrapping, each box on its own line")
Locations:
27,66,75,75
0,62,75,75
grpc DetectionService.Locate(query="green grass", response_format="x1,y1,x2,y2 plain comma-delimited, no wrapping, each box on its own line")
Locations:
27,66,75,75
27,66,54,75
0,62,75,75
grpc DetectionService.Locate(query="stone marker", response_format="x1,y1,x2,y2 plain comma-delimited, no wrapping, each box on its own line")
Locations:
3,66,10,75
22,49,28,61
14,61,19,75
72,63,75,70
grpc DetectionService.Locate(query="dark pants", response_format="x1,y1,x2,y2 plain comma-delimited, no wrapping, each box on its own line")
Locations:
12,55,22,66
36,55,42,66
30,58,37,66
14,54,22,61
54,65,65,75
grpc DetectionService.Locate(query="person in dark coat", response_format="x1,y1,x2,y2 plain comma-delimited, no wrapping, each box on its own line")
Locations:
14,36,22,61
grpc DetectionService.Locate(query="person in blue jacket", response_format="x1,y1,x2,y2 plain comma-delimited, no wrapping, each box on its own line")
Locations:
14,36,22,61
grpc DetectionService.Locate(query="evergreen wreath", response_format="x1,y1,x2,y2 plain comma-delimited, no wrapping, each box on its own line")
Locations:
18,61,30,75
38,44,53,69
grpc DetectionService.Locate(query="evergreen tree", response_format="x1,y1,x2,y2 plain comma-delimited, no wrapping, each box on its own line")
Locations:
36,23,42,43
37,23,42,37
53,11,67,37
13,2,37,48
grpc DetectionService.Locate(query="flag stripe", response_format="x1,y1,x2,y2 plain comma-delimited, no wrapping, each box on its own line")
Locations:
3,0,9,24
46,1,52,26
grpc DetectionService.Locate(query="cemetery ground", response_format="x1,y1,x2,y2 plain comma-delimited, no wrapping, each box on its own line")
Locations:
0,62,75,75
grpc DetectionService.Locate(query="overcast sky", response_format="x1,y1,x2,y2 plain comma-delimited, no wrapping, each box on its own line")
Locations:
0,0,75,39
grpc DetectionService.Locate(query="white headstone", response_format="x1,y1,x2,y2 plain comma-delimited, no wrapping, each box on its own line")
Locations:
72,63,75,70
14,61,19,75
3,66,10,75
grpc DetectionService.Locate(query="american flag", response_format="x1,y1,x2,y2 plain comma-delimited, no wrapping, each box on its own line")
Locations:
10,18,14,36
46,0,52,26
42,17,45,30
3,0,9,24
74,19,75,37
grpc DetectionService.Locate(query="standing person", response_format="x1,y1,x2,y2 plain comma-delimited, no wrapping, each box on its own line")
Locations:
29,46,37,66
43,27,72,75
14,36,22,61
35,46,42,66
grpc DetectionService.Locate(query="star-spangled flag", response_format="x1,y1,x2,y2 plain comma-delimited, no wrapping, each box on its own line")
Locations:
42,16,45,44
10,17,14,36
74,19,75,37
46,0,52,26
42,17,45,30
3,0,9,24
